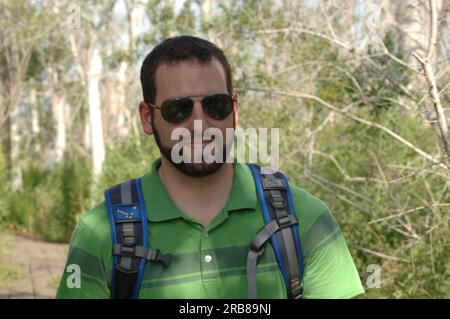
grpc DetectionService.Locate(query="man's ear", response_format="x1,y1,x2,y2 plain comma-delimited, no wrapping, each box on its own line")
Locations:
232,90,239,127
139,101,154,135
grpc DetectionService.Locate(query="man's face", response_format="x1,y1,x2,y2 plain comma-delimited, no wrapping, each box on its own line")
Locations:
139,58,238,177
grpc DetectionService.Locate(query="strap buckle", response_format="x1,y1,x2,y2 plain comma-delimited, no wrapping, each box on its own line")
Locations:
146,249,171,268
113,244,172,268
249,240,266,258
270,190,287,209
121,223,137,246
290,278,303,299
262,175,286,190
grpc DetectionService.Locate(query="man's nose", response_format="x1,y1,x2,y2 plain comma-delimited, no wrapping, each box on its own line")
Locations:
189,100,207,122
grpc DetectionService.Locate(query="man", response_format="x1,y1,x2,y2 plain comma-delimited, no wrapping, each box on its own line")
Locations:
56,35,364,299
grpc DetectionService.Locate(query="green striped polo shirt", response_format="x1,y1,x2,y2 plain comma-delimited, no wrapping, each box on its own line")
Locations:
56,158,364,299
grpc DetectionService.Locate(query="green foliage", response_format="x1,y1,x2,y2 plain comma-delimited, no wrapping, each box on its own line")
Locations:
3,134,159,243
50,153,92,242
282,107,449,298
95,133,160,203
0,147,10,227
4,152,92,243
144,0,197,45
0,235,25,287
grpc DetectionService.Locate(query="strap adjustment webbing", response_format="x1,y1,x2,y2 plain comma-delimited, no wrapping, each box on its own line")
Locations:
247,164,304,300
247,215,298,299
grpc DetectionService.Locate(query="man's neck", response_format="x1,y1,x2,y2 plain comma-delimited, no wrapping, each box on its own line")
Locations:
157,157,234,227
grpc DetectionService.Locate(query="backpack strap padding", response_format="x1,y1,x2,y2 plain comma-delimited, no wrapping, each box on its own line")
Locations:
279,172,304,292
105,178,149,299
247,164,304,299
120,179,132,204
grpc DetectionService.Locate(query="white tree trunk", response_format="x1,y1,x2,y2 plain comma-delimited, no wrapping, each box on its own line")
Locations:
53,90,66,162
83,114,92,151
5,40,22,189
105,1,146,141
87,46,105,180
29,88,41,155
394,0,445,64
10,100,21,189
118,61,131,138
47,65,67,164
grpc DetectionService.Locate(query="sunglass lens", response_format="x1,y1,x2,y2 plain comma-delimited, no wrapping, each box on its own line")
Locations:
161,98,193,123
203,94,233,120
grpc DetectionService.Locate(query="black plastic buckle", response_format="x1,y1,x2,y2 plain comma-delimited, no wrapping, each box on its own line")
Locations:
290,279,303,299
156,251,171,268
121,223,137,246
262,176,286,190
148,249,171,268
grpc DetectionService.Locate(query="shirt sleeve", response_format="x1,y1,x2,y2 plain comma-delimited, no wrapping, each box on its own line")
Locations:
56,218,110,299
300,208,365,299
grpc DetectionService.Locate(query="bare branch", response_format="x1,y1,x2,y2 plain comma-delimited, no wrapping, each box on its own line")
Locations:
252,27,351,51
412,0,450,162
236,87,447,169
352,244,409,263
312,150,368,182
368,203,450,224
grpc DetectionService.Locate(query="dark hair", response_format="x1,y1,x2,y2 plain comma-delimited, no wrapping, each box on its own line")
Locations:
140,35,233,104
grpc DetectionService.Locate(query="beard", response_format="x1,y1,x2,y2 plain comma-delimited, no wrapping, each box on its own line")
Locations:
152,117,235,177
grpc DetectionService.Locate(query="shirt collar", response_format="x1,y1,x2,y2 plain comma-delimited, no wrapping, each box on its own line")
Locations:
141,158,257,222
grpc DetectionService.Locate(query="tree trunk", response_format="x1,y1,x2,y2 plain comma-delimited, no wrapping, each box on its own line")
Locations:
4,41,22,189
30,88,40,154
9,98,21,189
53,89,66,162
87,46,105,180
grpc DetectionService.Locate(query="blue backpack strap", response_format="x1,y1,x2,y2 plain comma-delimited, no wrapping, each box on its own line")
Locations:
104,178,171,299
247,164,304,299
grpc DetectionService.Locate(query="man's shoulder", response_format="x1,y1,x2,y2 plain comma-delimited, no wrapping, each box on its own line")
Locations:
239,163,334,232
75,201,111,244
289,184,329,212
288,183,335,233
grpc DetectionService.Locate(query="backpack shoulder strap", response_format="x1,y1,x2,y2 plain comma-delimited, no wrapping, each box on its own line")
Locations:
246,164,304,299
104,178,171,299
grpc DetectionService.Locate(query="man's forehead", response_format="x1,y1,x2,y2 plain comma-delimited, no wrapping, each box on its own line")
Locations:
154,58,228,98
155,57,225,78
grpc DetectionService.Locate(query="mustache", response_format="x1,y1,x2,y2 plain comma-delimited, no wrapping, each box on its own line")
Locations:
178,137,220,145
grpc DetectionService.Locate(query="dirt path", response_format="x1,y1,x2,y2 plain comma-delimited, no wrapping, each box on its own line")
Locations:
0,235,68,299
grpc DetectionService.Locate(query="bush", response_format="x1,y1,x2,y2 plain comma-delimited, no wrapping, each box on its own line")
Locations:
3,151,92,243
284,107,449,298
0,147,10,228
54,153,92,242
95,133,160,202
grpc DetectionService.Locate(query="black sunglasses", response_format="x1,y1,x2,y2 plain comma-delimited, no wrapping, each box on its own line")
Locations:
148,93,235,123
